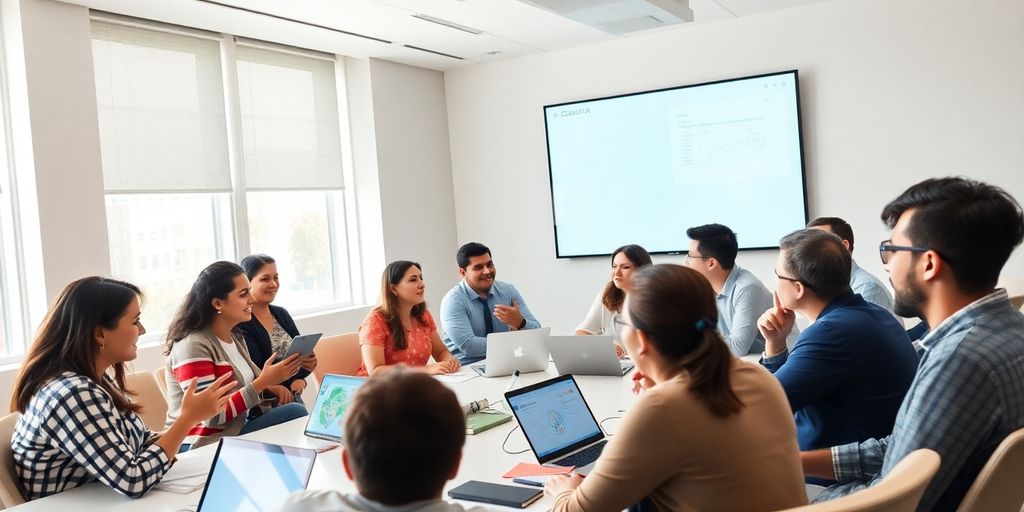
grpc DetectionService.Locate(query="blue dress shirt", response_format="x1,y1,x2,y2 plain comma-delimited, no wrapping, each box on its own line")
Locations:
850,260,894,312
716,266,773,355
440,280,541,364
761,292,919,454
818,289,1024,512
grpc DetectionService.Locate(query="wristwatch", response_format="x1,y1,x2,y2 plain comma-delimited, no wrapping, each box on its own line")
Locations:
518,318,527,330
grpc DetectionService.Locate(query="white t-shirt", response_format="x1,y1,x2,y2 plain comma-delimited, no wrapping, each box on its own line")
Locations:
576,288,620,342
220,338,256,385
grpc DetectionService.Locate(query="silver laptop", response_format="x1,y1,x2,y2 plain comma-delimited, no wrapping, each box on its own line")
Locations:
548,335,634,376
504,374,606,475
196,438,317,512
303,374,366,443
470,327,551,377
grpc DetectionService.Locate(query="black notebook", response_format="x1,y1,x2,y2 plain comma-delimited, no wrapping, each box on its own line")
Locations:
448,480,543,508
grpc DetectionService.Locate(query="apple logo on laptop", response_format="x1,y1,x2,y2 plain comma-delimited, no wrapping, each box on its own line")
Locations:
513,346,524,358
581,352,589,359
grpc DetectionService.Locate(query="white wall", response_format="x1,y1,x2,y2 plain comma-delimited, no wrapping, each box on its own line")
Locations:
443,0,1024,335
0,1,458,401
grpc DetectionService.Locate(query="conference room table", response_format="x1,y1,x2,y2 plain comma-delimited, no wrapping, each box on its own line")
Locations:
11,362,645,511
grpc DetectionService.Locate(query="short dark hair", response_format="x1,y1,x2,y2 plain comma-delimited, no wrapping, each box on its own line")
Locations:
686,224,738,270
456,242,491,269
344,370,465,505
779,229,852,301
881,177,1024,294
807,217,855,251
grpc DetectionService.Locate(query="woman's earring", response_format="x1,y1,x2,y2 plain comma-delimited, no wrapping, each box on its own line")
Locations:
216,308,222,315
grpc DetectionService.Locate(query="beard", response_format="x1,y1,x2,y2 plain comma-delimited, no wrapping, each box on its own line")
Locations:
893,268,927,319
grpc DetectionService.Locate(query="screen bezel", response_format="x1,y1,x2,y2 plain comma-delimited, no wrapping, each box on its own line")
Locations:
303,373,367,440
543,69,809,259
196,438,317,512
504,373,605,464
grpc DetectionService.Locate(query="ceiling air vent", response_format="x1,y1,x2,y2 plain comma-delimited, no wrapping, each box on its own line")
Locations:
516,0,692,35
411,13,485,35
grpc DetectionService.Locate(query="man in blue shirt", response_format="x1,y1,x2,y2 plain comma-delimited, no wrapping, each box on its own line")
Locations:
802,177,1024,512
685,223,773,355
806,216,895,313
440,242,541,364
758,229,919,470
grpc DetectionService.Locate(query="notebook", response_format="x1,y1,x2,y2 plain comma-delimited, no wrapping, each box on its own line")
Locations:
196,438,316,512
466,410,513,434
504,374,607,475
448,480,543,508
304,374,367,442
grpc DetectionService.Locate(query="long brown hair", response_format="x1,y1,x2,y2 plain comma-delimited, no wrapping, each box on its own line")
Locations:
164,261,245,354
376,261,427,350
601,244,653,313
628,264,742,418
11,277,143,415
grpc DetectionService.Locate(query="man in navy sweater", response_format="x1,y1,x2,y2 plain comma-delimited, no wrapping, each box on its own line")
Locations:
758,229,919,482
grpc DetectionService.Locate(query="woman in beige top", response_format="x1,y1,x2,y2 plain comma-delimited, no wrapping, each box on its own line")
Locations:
546,264,808,512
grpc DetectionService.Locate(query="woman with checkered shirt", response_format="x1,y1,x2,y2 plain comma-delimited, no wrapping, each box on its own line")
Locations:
9,277,236,500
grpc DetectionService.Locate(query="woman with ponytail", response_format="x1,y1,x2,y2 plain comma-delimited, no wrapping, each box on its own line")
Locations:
547,264,807,512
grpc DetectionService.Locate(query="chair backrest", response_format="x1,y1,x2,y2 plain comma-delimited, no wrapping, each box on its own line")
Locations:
313,332,361,380
124,371,168,431
0,412,26,508
153,367,168,400
957,427,1024,512
777,449,940,512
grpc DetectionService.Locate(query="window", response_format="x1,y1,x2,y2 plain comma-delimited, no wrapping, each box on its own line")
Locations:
0,32,26,360
235,45,351,310
92,20,355,337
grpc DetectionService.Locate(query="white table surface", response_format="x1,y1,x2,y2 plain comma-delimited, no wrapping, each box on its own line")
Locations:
10,363,638,511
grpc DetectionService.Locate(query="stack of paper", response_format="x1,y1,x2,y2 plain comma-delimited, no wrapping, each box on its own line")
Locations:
154,451,215,494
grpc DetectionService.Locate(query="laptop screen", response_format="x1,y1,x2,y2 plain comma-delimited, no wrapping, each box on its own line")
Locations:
304,374,366,441
197,438,316,512
505,374,604,462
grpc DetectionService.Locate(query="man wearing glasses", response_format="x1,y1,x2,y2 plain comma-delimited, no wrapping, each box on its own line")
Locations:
806,216,895,313
757,229,919,484
803,177,1024,512
685,223,774,355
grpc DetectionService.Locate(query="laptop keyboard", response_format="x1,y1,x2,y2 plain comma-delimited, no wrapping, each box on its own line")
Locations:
553,440,607,468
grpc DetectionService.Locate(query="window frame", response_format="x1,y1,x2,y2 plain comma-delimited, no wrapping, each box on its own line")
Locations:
92,16,362,345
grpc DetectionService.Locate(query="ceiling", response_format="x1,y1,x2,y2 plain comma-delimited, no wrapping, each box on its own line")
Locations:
59,0,831,71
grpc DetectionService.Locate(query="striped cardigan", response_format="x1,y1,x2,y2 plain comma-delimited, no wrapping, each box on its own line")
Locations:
164,329,262,449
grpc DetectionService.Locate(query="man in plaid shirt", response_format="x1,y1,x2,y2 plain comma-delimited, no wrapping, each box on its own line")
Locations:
801,177,1024,512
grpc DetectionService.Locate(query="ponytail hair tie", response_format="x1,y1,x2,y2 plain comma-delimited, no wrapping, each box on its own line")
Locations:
694,318,712,332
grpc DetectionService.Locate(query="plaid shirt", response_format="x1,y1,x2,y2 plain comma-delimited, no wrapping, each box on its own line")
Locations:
11,372,172,500
816,289,1024,512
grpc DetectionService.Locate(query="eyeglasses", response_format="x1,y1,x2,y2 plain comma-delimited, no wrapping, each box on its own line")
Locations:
612,317,634,336
774,270,801,284
878,240,929,264
686,253,709,263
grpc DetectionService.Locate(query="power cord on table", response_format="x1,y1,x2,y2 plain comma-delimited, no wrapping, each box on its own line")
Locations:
501,423,531,454
599,415,622,436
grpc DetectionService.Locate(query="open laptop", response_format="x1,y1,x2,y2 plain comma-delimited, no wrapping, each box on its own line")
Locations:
196,438,317,512
303,374,367,443
547,335,634,376
470,327,551,377
504,374,607,475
